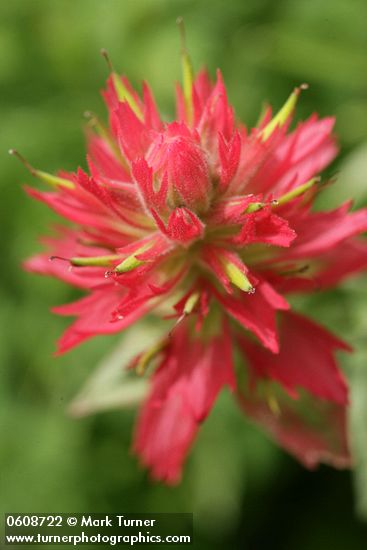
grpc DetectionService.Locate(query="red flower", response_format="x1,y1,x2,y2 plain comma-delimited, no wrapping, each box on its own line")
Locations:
17,42,367,484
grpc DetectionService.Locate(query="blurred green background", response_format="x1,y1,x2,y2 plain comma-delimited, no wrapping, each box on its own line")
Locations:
1,0,367,548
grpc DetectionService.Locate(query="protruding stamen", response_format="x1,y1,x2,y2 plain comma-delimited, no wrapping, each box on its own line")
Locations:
100,48,114,72
245,202,265,214
169,291,200,336
101,48,143,121
51,254,119,267
177,16,194,125
84,110,127,166
135,339,167,376
114,254,143,273
223,260,254,293
114,242,153,273
70,255,119,267
261,83,309,141
9,149,74,189
183,291,200,315
275,176,320,207
9,149,37,176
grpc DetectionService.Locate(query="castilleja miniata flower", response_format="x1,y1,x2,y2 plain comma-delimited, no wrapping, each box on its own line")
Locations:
13,23,367,483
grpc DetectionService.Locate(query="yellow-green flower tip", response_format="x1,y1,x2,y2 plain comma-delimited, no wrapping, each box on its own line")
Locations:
183,291,200,315
245,202,265,214
275,176,320,207
9,149,74,189
36,170,74,189
115,254,143,273
261,84,308,141
177,17,194,125
223,261,254,293
100,48,143,121
70,255,118,267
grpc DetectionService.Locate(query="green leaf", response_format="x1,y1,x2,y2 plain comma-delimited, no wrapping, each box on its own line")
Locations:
350,345,367,519
68,320,168,417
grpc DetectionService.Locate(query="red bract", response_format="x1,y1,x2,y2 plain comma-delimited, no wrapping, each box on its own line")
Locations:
19,45,367,484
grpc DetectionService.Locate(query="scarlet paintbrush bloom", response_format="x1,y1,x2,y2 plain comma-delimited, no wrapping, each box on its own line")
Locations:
15,37,367,484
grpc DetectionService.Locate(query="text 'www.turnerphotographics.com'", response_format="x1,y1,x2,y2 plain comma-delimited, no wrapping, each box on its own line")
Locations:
4,514,193,546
